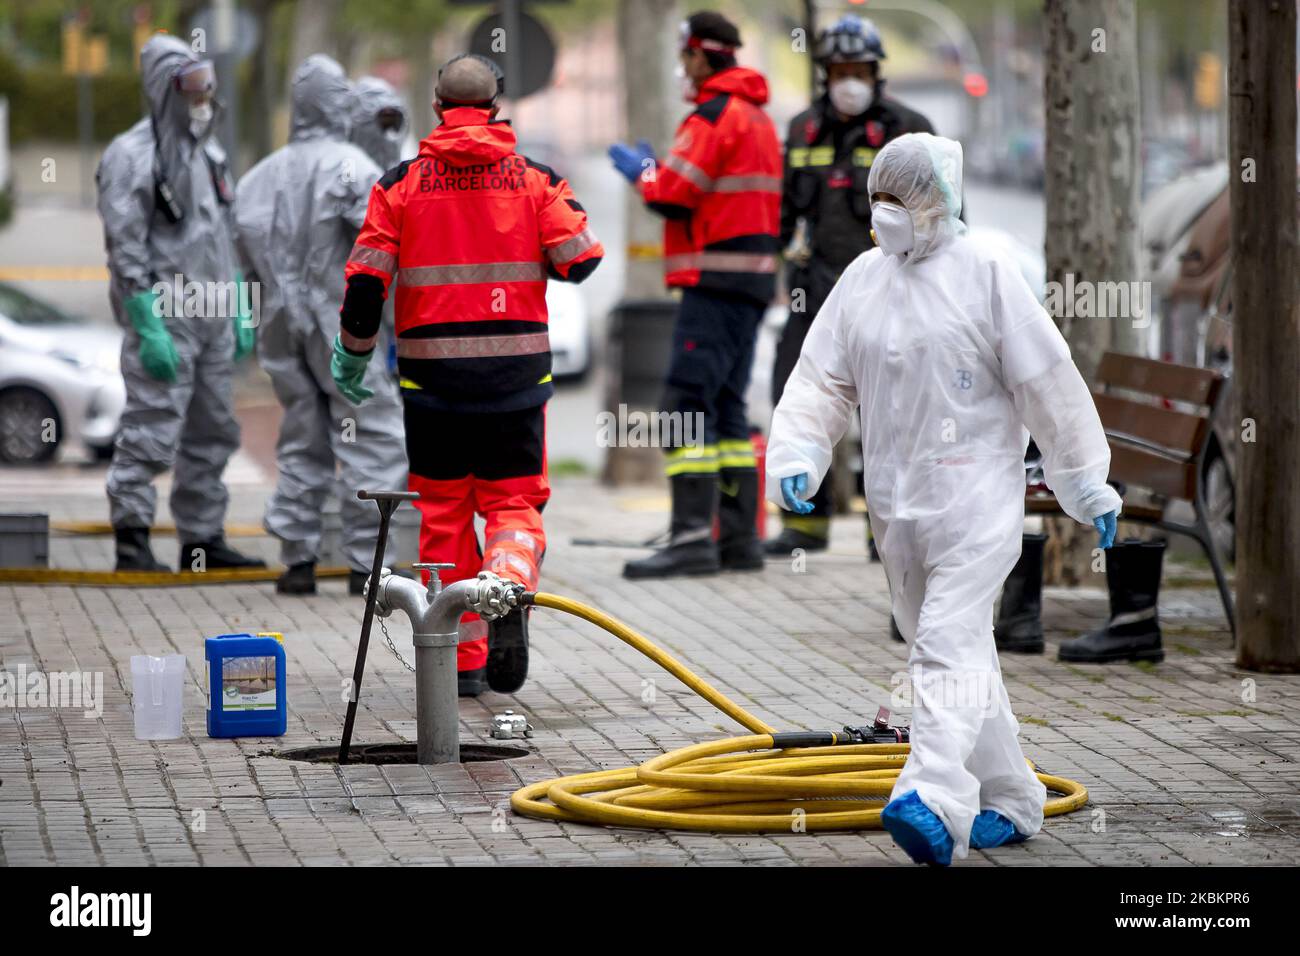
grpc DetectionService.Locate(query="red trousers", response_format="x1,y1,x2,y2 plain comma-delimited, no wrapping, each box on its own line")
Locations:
404,400,547,672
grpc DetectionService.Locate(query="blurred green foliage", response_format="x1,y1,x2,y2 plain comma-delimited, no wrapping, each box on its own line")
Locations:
0,53,145,142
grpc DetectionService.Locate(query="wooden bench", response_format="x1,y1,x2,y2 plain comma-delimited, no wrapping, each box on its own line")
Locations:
1025,351,1236,635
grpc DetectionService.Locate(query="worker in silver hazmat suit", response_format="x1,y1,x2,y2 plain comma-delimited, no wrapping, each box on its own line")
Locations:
234,55,407,595
96,33,264,573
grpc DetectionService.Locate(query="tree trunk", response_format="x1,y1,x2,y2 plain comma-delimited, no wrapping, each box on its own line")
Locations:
1228,0,1300,671
1042,0,1142,585
287,0,343,69
604,0,679,485
617,0,679,301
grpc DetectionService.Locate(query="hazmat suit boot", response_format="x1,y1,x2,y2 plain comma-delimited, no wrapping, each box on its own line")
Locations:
622,474,721,579
277,561,317,595
114,527,170,572
993,533,1047,654
762,525,829,557
969,809,1028,850
1058,538,1166,663
458,666,486,697
178,539,267,572
486,607,529,693
881,790,955,866
717,467,764,571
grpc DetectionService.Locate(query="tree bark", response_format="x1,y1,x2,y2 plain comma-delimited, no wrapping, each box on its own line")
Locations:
617,0,679,301
604,0,679,485
1042,0,1142,585
1228,0,1300,671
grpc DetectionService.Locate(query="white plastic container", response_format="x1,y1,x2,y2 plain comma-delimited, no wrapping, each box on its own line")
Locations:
130,655,187,740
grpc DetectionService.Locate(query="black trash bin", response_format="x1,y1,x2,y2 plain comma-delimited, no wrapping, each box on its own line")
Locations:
602,298,679,484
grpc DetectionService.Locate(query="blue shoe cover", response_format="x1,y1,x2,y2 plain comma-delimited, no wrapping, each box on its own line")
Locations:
969,810,1028,850
880,791,954,866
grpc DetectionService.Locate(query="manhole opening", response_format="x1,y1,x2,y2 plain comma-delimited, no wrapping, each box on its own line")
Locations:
274,743,530,765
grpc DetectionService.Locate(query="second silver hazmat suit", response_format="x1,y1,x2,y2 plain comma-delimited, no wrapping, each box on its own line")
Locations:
349,75,409,173
234,55,408,576
766,133,1122,859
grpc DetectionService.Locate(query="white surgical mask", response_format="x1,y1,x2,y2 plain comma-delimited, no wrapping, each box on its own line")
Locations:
871,201,914,256
828,77,873,117
189,101,214,139
674,64,698,103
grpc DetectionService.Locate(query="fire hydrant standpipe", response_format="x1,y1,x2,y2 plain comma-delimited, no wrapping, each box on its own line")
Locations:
509,591,1090,834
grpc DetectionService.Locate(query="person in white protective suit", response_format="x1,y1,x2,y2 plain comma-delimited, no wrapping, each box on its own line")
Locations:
766,133,1121,865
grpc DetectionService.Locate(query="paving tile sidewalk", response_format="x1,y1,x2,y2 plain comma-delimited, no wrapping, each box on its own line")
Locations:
2,477,1298,866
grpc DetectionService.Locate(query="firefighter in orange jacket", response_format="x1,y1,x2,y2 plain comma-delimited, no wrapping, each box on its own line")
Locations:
332,54,603,697
610,11,781,579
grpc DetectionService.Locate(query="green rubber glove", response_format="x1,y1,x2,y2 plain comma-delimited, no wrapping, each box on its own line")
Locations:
330,334,374,404
232,272,256,361
124,290,179,382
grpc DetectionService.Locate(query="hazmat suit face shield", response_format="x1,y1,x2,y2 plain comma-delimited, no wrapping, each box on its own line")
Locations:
170,60,219,139
866,132,966,261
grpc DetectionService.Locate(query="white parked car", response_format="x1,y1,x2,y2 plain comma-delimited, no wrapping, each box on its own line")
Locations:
546,280,591,381
0,283,125,463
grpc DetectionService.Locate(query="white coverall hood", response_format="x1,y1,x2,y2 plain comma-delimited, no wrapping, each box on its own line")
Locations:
866,132,966,261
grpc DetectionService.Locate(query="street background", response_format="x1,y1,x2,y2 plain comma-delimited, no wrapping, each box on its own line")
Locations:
1,0,1297,868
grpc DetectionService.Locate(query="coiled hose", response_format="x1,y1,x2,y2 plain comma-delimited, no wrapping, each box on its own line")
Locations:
510,592,1089,834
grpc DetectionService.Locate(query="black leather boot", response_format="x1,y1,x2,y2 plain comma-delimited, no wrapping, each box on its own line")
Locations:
114,527,169,572
763,523,830,557
622,473,720,579
994,533,1047,654
458,666,486,697
487,608,530,693
178,538,267,572
1059,538,1166,663
277,561,317,595
717,466,764,571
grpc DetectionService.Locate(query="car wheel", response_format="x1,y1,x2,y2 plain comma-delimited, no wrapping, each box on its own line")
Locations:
1202,450,1235,564
0,387,61,464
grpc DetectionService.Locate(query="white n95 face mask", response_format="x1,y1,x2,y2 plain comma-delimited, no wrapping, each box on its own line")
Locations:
828,77,873,117
674,64,698,103
189,101,214,139
871,201,914,257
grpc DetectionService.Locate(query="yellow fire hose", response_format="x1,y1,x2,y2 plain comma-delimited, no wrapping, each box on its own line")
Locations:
511,592,1089,834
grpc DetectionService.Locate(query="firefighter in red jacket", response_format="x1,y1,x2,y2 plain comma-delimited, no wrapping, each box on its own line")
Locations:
610,11,782,579
332,54,603,697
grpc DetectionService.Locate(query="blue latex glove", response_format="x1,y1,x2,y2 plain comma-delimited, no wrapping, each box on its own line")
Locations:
780,473,814,514
330,334,374,404
1093,510,1118,549
608,139,655,183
